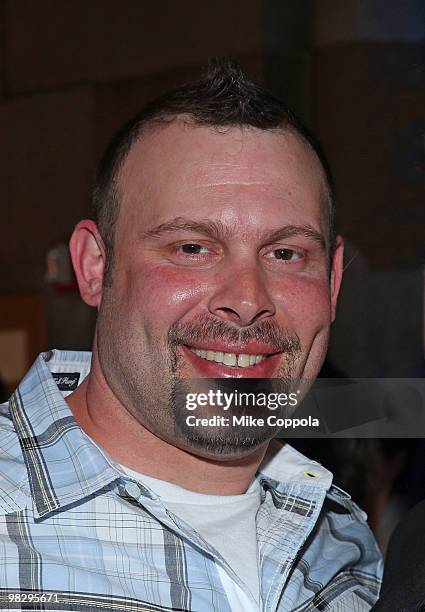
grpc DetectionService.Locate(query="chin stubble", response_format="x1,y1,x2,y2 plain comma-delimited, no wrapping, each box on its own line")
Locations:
166,315,302,455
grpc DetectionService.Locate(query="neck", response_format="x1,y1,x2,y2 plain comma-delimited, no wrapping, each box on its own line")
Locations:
66,354,272,496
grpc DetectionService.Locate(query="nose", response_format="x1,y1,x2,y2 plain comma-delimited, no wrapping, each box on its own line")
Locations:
207,263,276,327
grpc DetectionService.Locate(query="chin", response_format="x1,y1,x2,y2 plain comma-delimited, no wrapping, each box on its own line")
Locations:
184,442,269,463
170,426,277,461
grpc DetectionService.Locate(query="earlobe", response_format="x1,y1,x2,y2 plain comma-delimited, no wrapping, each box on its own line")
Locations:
330,235,344,322
69,220,106,307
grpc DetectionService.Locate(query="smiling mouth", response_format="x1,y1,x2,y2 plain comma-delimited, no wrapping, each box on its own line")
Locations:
187,346,271,368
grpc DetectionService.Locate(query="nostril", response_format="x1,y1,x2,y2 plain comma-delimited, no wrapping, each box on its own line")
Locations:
219,307,238,316
214,307,272,327
215,307,241,322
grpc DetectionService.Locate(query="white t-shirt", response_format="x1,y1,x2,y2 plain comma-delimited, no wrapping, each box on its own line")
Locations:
119,463,262,606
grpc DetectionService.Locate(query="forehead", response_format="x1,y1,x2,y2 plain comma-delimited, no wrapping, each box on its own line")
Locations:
117,119,329,238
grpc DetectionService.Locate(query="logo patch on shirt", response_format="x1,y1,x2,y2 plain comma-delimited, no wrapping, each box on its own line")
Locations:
52,372,80,391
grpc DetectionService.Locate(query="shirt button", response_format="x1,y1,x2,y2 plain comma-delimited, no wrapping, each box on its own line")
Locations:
124,481,142,498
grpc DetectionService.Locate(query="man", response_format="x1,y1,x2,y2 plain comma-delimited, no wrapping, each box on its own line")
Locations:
371,498,425,611
0,60,382,611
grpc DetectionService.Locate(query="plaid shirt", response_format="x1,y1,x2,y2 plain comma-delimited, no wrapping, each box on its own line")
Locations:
0,350,382,611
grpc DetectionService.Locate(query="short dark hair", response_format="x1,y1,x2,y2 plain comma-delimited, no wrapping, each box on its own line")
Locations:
93,58,335,285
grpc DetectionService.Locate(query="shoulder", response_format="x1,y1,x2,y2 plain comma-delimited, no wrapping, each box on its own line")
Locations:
309,475,381,560
274,444,383,605
296,481,383,603
0,401,30,515
325,482,369,522
0,400,20,456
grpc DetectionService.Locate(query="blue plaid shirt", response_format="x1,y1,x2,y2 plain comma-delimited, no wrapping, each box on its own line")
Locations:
0,350,382,611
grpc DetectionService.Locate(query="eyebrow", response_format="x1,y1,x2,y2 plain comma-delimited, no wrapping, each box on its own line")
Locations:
262,225,326,250
141,218,233,241
141,216,326,250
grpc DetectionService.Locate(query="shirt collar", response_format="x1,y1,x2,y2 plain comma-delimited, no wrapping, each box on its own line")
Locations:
10,350,333,520
10,350,124,519
257,439,333,492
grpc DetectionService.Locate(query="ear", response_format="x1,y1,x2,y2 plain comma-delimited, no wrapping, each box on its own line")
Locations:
69,220,106,307
330,235,344,322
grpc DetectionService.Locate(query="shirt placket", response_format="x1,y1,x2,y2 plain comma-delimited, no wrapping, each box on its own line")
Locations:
257,481,327,612
116,477,261,611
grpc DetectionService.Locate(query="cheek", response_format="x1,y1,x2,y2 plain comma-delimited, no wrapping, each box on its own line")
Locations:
125,263,209,315
275,276,332,334
153,267,208,306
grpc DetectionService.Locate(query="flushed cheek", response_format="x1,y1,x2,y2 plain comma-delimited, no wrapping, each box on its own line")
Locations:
125,264,211,316
275,276,332,336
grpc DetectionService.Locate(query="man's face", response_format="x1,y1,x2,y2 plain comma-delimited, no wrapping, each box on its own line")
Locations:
96,120,342,458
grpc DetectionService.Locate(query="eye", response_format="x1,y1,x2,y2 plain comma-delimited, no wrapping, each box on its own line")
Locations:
266,248,303,262
168,242,219,265
179,243,209,255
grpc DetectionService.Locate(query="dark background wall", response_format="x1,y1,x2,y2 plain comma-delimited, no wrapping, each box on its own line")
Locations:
312,0,424,377
0,0,424,377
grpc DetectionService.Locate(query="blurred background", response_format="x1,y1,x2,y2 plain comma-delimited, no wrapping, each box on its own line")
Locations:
0,0,424,552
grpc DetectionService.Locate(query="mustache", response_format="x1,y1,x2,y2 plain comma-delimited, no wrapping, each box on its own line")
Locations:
168,315,301,355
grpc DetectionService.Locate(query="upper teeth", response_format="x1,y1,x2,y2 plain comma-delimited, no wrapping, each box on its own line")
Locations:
189,348,267,368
